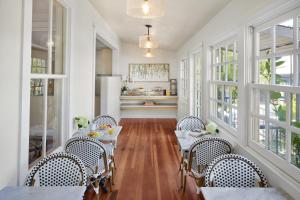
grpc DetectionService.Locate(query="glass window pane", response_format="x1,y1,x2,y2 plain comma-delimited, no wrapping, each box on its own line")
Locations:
270,91,286,122
275,55,293,85
224,105,230,124
258,119,267,147
228,43,234,63
291,132,300,169
231,86,238,106
224,86,230,103
221,47,226,63
228,63,234,81
217,103,222,119
52,0,65,74
276,19,293,53
29,79,45,165
221,65,226,81
259,90,267,115
231,108,238,129
269,123,286,159
214,48,220,64
31,0,49,74
259,27,273,57
259,59,272,84
46,79,62,153
235,64,238,82
291,94,300,128
217,85,222,100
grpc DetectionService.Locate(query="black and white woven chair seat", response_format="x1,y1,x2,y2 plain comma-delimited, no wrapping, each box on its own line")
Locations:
93,115,117,126
182,137,232,194
176,116,206,131
25,152,87,186
205,154,268,187
65,136,110,177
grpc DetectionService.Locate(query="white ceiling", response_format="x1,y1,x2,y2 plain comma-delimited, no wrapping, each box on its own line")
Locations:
89,0,231,50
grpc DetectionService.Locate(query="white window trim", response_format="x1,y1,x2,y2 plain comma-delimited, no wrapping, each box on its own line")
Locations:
18,0,71,185
209,36,239,133
193,50,203,118
247,5,300,182
180,58,189,104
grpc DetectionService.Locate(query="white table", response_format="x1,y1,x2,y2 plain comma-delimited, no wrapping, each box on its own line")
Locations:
174,130,212,151
0,186,86,200
200,187,287,200
74,126,123,147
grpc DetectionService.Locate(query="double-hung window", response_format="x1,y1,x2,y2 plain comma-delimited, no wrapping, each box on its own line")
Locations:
250,11,300,175
210,38,238,131
29,0,67,165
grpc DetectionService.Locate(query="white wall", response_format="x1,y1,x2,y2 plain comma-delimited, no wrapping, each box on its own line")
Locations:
0,0,23,189
67,0,120,135
177,0,300,198
119,42,178,90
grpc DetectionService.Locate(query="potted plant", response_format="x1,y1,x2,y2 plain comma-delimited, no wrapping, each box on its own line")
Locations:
74,116,90,130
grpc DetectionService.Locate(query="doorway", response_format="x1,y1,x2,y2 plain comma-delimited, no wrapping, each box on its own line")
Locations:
94,37,113,117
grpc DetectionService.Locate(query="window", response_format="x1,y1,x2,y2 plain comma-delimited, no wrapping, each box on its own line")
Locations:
29,0,67,165
180,58,189,101
194,52,202,117
250,14,300,173
210,38,238,130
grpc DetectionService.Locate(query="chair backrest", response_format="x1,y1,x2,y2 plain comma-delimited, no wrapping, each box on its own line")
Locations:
65,136,109,175
25,152,87,186
176,116,205,131
205,154,268,187
93,115,117,126
187,137,232,173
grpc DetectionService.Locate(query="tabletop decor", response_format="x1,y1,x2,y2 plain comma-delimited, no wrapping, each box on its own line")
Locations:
206,121,219,135
74,116,89,130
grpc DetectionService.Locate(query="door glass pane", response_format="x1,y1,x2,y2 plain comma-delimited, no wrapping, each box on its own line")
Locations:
269,91,286,122
269,123,286,159
291,132,300,169
31,0,49,74
276,19,293,53
221,65,226,81
29,79,45,165
259,27,273,57
259,90,267,115
291,94,300,128
228,63,234,81
217,103,222,119
221,47,226,63
46,79,62,153
228,43,234,63
52,0,65,74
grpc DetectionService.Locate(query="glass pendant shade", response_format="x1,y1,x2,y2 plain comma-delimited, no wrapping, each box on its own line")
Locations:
127,0,166,19
139,35,159,48
144,48,154,57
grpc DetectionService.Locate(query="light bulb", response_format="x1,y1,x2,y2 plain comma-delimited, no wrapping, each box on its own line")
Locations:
144,49,154,57
145,40,152,48
142,1,150,15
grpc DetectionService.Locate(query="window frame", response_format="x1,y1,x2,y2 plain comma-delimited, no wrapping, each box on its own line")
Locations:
19,0,70,183
249,7,300,180
193,50,203,118
209,37,239,133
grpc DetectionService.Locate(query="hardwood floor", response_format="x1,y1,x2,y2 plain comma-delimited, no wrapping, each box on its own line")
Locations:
85,118,198,200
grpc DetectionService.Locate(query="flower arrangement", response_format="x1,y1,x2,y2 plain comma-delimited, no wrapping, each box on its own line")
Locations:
74,116,90,129
206,121,219,134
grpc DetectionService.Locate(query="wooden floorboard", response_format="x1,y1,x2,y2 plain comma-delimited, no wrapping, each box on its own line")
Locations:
86,118,197,200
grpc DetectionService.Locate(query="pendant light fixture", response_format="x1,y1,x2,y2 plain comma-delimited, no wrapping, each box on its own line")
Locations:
126,0,166,19
139,24,159,49
144,48,154,57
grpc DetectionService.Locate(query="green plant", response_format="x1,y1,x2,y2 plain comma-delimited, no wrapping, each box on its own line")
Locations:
74,116,89,129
